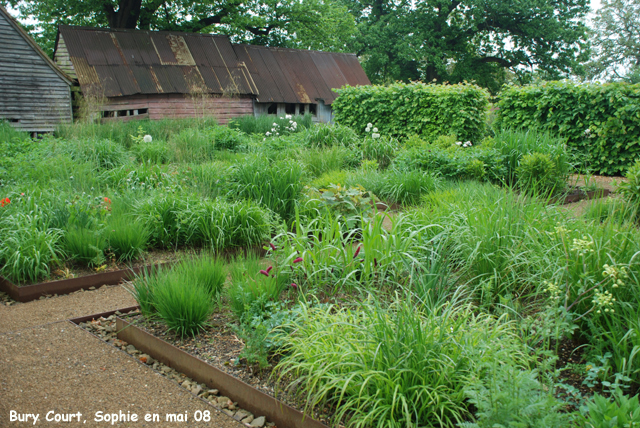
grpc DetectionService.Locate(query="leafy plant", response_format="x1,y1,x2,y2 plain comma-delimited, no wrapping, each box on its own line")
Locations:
517,152,562,193
580,389,640,428
619,160,640,208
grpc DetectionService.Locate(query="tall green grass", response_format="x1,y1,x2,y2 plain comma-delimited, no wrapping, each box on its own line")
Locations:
231,157,306,221
106,210,149,261
64,226,106,267
276,298,530,428
228,114,313,135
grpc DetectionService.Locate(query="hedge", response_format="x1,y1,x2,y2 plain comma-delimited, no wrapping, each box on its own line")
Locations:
496,81,640,175
333,82,489,143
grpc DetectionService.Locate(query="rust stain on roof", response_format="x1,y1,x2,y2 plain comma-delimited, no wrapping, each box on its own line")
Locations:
56,26,370,104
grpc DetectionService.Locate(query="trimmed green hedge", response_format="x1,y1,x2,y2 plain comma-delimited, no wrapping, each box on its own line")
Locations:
496,81,640,175
333,82,489,143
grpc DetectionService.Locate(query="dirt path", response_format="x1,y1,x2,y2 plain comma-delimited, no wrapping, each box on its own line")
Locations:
0,287,243,428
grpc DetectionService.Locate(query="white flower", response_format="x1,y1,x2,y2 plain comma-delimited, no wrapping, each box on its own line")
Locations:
292,122,298,127
456,141,462,146
285,114,292,119
367,123,373,128
266,132,271,136
372,133,380,139
372,127,378,133
143,135,152,143
584,128,591,135
273,123,278,127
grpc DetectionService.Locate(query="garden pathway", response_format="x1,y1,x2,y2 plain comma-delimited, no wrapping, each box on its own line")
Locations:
0,285,244,427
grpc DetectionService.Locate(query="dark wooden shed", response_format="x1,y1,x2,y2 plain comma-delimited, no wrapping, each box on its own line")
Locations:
0,5,73,133
54,26,370,124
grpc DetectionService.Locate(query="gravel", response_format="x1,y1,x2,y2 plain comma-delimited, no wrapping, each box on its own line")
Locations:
0,284,136,333
0,322,243,427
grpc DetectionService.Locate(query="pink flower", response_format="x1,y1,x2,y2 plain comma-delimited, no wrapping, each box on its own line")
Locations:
266,266,273,274
290,283,298,289
259,270,269,277
353,246,361,258
293,257,303,264
269,243,276,251
20,193,25,196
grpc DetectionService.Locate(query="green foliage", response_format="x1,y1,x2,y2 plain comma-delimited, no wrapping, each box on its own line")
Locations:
517,152,562,193
227,255,290,321
460,365,571,427
361,135,399,169
305,184,375,228
63,138,131,171
333,82,489,142
295,145,356,177
64,226,106,267
492,128,570,186
580,389,640,428
619,160,640,207
152,270,215,338
308,170,349,189
496,81,640,175
0,212,64,284
276,298,530,428
231,157,306,221
393,145,506,182
229,114,313,136
303,123,360,148
106,211,149,261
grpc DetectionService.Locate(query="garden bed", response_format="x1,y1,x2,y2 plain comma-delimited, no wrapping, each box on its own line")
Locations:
115,313,329,428
556,187,611,205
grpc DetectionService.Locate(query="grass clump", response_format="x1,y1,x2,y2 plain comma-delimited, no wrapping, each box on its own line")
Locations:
276,298,531,428
128,255,226,336
64,226,106,267
106,211,149,261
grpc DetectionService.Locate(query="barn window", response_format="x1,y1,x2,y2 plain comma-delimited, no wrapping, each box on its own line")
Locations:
285,103,296,115
267,103,277,115
309,104,317,116
8,118,19,123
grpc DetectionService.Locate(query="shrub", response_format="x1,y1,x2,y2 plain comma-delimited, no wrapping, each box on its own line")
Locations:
303,184,375,228
496,81,640,175
516,152,562,193
211,126,249,151
64,226,106,267
275,299,530,428
132,139,170,164
333,82,489,142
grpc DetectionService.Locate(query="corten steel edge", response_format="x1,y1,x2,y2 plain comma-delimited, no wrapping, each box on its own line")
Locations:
0,263,167,303
68,305,140,325
116,317,329,428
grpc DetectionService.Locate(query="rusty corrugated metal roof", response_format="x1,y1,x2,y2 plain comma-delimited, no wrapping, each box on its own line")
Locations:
58,26,257,97
232,44,370,105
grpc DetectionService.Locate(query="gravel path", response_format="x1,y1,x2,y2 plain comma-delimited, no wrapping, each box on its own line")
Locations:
0,286,244,427
0,322,242,427
0,285,136,333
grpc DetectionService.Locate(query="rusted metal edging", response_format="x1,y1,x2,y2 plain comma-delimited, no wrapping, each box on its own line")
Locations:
0,263,168,303
116,317,328,428
68,306,140,325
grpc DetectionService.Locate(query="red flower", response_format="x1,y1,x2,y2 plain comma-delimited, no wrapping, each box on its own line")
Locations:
291,283,298,289
269,243,277,251
266,266,273,274
353,246,361,258
293,257,303,263
259,270,269,277
104,197,111,204
0,198,10,207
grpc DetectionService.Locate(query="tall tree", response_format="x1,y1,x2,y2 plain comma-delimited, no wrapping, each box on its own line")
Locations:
345,0,590,91
588,0,640,83
2,0,357,57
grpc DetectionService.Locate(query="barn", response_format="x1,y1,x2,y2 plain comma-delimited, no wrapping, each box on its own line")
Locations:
0,5,73,133
54,26,370,124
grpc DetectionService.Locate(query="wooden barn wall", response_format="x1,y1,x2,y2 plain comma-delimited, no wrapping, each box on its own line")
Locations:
0,12,72,133
100,94,254,124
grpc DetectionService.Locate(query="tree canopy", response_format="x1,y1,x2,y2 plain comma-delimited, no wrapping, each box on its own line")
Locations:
587,0,640,83
345,0,591,91
3,0,357,56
